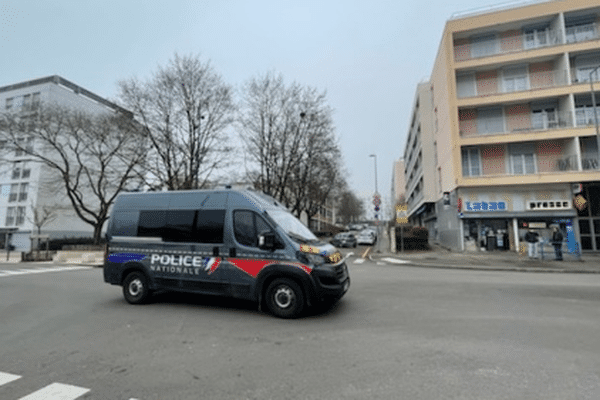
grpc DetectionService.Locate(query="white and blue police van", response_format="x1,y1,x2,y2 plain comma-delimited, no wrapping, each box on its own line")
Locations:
103,188,350,318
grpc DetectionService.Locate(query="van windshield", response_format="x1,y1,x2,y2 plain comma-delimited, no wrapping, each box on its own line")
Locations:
267,210,318,243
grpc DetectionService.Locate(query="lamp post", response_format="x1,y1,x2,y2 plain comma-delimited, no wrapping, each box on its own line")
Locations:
369,154,379,217
369,154,382,253
589,66,600,170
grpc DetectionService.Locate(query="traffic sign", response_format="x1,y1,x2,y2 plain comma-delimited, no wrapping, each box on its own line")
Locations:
373,194,381,206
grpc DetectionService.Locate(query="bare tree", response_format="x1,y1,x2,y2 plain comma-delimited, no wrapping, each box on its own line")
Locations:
240,72,345,224
337,190,365,225
119,53,235,190
0,105,148,244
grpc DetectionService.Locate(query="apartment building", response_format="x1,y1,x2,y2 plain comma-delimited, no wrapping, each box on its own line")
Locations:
409,0,600,252
403,82,437,235
0,75,130,251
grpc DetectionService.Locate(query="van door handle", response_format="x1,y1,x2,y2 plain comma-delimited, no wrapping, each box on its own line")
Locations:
229,248,236,257
212,247,219,257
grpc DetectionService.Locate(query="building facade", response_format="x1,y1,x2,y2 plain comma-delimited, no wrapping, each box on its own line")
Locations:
0,76,130,251
408,0,600,252
403,82,438,236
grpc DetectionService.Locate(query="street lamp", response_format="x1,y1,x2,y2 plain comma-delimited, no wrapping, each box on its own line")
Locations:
589,66,600,170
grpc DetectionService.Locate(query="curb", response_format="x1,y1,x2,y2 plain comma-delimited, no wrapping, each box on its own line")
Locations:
368,253,600,274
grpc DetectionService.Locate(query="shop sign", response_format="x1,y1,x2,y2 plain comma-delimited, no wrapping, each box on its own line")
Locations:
528,222,547,229
464,201,506,212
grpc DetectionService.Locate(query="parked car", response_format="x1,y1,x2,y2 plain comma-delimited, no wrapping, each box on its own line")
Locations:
356,230,376,245
331,232,357,248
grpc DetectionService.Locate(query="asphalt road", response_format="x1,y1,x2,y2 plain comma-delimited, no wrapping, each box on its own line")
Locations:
1,257,599,399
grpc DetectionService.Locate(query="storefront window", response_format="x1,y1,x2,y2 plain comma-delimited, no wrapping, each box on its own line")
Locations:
579,219,591,234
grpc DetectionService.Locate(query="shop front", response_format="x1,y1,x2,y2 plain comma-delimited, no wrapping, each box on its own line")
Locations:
459,185,577,253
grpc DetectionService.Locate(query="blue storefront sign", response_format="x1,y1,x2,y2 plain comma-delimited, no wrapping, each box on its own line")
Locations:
465,201,506,211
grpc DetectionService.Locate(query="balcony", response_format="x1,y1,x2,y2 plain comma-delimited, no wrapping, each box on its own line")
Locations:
582,157,599,170
457,69,568,99
460,110,574,137
565,23,600,44
454,28,561,62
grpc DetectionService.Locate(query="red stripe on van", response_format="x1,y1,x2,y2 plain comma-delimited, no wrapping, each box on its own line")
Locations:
228,259,311,278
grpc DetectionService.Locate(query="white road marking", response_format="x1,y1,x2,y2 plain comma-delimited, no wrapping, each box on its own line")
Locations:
0,266,92,278
381,257,411,264
0,371,21,386
18,382,90,400
353,258,365,264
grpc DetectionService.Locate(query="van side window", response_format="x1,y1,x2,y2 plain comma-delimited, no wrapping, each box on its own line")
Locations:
234,211,271,247
196,210,226,243
137,209,225,243
138,210,166,239
164,210,195,242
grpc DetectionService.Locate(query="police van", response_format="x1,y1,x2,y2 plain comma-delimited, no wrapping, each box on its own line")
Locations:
103,188,350,318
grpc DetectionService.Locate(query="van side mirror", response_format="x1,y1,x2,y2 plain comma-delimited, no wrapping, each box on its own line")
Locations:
258,231,276,250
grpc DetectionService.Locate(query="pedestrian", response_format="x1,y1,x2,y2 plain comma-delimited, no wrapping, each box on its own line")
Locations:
524,228,539,259
551,226,563,261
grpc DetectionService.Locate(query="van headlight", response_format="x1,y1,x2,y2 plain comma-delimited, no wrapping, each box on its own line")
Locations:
298,251,325,267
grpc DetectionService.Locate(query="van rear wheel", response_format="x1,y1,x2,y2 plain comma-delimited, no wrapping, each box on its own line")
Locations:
265,278,304,318
123,271,151,304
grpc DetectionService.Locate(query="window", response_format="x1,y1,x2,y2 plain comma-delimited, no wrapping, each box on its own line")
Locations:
32,92,41,109
575,94,600,126
524,27,549,49
163,210,195,242
21,162,31,179
456,73,476,98
22,94,31,110
5,98,13,110
195,210,226,244
461,147,481,177
11,162,30,180
471,34,497,58
18,183,29,202
15,207,25,225
477,107,504,134
138,210,166,238
11,164,20,180
503,65,528,92
509,143,536,174
5,208,15,226
8,184,18,202
566,19,596,43
234,210,271,248
137,209,225,243
14,137,25,157
531,102,558,130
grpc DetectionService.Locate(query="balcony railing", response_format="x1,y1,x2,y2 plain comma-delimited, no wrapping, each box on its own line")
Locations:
460,111,574,137
454,28,561,61
582,157,599,170
565,23,599,44
556,155,578,172
457,70,568,98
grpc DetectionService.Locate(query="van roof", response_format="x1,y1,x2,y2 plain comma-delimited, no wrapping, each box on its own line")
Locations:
112,188,286,212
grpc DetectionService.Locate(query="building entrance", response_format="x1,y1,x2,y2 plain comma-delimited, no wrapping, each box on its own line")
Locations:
577,183,600,251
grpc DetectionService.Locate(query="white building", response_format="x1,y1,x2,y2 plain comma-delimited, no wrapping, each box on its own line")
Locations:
0,75,131,251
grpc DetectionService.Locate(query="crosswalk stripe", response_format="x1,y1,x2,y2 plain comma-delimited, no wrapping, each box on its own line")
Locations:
353,258,365,264
381,257,410,264
0,371,21,386
18,382,90,400
0,266,93,278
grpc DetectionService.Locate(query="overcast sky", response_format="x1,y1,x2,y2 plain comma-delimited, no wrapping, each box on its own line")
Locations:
0,0,540,219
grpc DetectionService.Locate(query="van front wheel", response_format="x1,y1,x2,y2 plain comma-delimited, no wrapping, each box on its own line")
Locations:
123,271,151,304
265,278,304,318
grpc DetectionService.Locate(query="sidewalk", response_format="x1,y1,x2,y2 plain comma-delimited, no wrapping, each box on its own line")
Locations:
371,243,600,273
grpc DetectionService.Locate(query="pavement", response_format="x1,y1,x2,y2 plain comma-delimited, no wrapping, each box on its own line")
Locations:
369,243,600,273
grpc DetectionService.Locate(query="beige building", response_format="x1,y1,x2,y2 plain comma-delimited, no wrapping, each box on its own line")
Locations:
407,0,600,252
